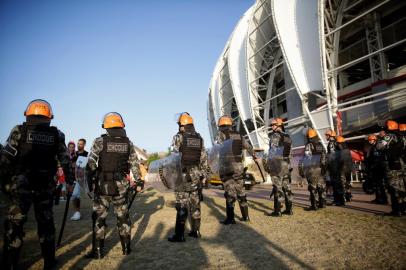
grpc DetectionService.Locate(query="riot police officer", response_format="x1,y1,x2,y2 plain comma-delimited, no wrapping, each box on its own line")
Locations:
266,118,293,216
336,136,353,202
365,134,388,204
0,99,70,270
168,112,207,242
376,120,405,216
216,116,256,224
325,129,345,205
85,112,142,258
299,128,327,210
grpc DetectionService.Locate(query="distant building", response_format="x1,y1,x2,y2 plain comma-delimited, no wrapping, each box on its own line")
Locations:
208,0,406,152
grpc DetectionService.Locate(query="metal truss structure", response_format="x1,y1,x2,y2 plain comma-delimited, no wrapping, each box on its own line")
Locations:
208,0,406,151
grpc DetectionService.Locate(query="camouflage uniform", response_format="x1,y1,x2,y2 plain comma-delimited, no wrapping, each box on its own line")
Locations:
0,123,70,269
170,130,207,237
216,128,254,222
300,138,327,210
376,132,405,216
266,130,293,215
86,128,141,257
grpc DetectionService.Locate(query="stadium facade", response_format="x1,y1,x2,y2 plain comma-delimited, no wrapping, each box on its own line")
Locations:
207,0,406,154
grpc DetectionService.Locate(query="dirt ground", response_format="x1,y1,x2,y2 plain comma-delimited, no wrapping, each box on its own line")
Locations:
0,187,405,270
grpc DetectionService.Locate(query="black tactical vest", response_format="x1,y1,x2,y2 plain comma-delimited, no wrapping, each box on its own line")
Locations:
310,141,324,155
327,140,339,154
17,123,59,182
224,130,243,159
180,132,203,167
97,135,130,195
281,132,292,158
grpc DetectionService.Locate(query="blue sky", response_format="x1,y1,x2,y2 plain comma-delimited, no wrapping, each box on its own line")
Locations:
0,0,252,153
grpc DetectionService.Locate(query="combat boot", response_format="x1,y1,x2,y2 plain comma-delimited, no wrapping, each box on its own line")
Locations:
269,196,282,217
306,194,318,211
85,239,104,259
120,235,131,255
41,239,57,270
389,197,402,217
221,203,236,225
319,198,327,208
239,205,250,221
282,201,293,215
188,218,201,238
2,246,21,270
168,207,187,242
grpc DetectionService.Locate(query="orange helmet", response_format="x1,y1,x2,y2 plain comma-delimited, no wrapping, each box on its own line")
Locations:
399,124,406,132
307,128,317,138
24,99,53,119
325,129,336,137
368,134,377,141
270,118,283,126
218,116,233,127
386,120,398,131
102,112,125,129
178,113,193,126
336,136,345,143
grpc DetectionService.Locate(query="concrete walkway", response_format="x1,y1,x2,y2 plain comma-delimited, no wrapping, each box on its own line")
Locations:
203,183,392,215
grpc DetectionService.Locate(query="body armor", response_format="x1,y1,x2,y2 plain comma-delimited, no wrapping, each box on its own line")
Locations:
97,135,130,195
224,130,243,162
17,123,59,187
179,132,202,167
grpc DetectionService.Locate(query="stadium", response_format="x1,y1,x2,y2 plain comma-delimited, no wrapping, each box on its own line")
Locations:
207,0,406,159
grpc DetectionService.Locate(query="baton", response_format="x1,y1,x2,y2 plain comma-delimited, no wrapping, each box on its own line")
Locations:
253,159,266,183
57,182,75,247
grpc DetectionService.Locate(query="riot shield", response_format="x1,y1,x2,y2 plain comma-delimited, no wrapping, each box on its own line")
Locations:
146,152,183,191
75,156,90,194
302,153,322,177
339,148,353,175
326,151,340,175
207,144,221,176
218,139,243,176
266,146,289,177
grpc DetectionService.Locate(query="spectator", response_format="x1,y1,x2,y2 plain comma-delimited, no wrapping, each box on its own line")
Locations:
66,141,78,219
70,138,88,221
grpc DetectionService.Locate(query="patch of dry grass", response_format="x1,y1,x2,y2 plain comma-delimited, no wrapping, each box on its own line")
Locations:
0,188,405,269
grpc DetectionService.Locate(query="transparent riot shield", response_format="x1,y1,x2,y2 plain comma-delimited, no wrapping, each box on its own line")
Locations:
75,156,90,194
146,152,183,191
302,153,322,177
219,139,243,176
339,148,353,175
207,144,221,176
326,151,340,175
266,146,289,177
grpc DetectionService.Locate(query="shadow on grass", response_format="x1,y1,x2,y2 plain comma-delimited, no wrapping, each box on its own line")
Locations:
117,192,209,270
67,189,165,269
202,196,316,270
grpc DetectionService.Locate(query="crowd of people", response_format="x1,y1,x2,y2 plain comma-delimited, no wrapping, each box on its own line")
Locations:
0,99,404,270
363,121,406,215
